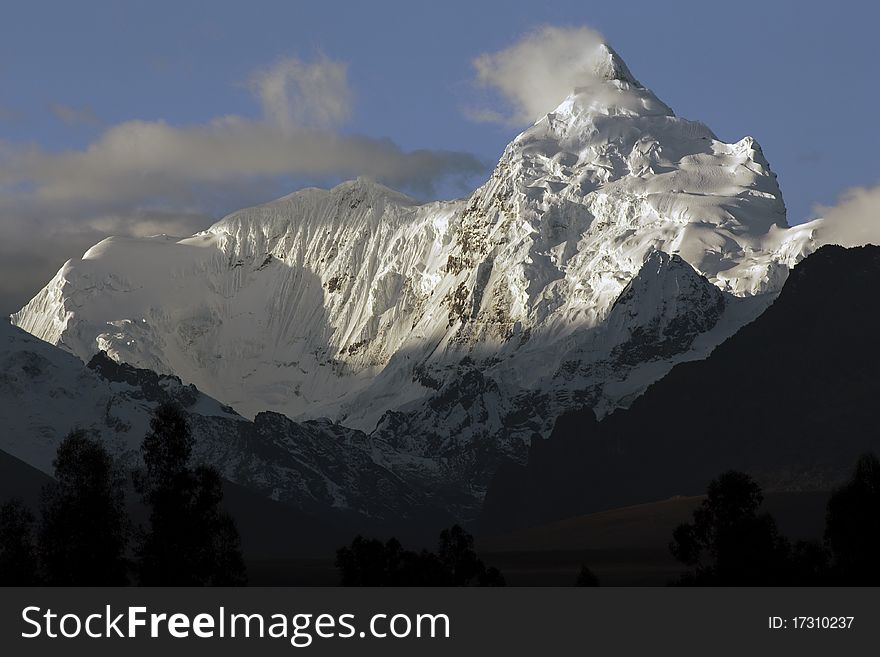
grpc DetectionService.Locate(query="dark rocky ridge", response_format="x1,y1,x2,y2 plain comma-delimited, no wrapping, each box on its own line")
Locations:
88,350,204,409
481,244,880,534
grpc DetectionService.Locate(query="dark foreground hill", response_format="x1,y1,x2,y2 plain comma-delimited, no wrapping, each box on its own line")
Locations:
0,449,52,507
0,446,345,568
482,244,880,534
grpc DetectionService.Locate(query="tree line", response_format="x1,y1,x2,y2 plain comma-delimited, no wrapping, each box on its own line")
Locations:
666,454,880,585
0,403,246,586
576,453,880,586
4,402,878,587
336,525,505,586
0,401,505,587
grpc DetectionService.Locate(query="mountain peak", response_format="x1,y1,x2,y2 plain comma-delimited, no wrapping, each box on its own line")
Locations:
592,43,641,87
544,44,671,122
603,250,727,366
333,176,416,204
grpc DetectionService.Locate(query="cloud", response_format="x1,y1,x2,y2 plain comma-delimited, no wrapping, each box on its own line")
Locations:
49,103,101,126
1,55,483,207
814,183,880,247
249,55,352,131
3,117,483,210
0,54,486,315
465,25,638,126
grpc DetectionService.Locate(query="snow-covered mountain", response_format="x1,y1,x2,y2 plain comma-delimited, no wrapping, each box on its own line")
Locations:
0,319,437,522
12,44,823,516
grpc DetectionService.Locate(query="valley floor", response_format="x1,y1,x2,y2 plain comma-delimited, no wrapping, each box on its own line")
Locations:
244,491,830,586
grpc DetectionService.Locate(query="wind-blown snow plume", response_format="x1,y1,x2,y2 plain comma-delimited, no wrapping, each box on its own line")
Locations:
813,183,880,247
466,25,642,125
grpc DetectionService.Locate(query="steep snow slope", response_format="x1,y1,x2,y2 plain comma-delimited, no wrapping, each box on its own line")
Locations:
12,44,824,514
13,186,461,424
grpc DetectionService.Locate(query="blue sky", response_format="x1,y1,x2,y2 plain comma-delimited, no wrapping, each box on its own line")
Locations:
0,0,877,312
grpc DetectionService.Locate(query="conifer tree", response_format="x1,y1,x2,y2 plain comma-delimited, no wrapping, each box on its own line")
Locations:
39,430,129,585
137,403,246,585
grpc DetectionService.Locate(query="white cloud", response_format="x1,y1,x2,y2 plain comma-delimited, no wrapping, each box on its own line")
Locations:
814,183,880,247
1,54,482,208
4,117,480,209
249,55,352,131
466,25,632,125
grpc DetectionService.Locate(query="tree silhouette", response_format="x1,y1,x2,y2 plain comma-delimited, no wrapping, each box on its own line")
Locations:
438,524,505,586
137,403,246,586
788,538,831,585
670,471,794,585
824,453,880,584
0,499,41,585
38,430,129,585
575,564,600,586
438,525,484,585
336,536,394,586
142,402,193,484
335,536,444,586
394,549,447,585
336,525,504,586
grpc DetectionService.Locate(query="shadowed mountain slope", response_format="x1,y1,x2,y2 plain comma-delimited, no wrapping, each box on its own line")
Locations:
482,244,880,533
